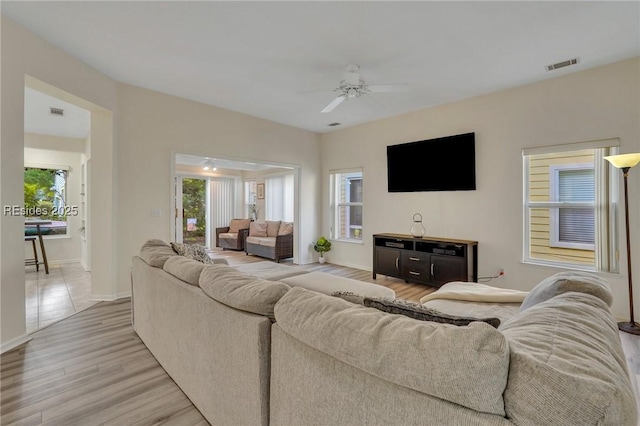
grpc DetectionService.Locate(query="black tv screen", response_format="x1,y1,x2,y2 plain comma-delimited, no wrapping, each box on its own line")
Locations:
387,132,476,192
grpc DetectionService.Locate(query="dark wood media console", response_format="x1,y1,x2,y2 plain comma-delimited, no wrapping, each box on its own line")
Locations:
373,233,477,287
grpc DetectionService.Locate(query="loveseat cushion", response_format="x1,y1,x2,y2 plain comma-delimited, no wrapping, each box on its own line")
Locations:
266,220,281,237
249,222,268,237
199,264,290,320
520,271,612,311
278,222,293,235
275,287,510,416
163,256,207,286
139,239,176,268
500,292,636,425
228,218,251,233
246,236,276,247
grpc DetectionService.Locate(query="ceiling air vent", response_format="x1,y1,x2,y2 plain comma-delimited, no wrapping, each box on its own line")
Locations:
327,122,341,127
546,58,579,72
50,107,64,116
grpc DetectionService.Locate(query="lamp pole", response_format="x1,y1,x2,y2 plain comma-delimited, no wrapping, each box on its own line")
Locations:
618,167,638,334
604,153,640,335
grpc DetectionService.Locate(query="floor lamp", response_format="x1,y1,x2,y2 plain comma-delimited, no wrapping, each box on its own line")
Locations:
604,153,640,335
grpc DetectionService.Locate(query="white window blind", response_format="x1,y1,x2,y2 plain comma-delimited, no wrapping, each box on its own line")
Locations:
557,168,595,245
210,178,235,228
265,174,294,222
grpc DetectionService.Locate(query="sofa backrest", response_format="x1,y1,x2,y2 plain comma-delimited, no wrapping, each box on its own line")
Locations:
228,218,251,233
139,239,176,268
199,264,290,320
500,292,637,425
266,220,281,237
274,287,510,416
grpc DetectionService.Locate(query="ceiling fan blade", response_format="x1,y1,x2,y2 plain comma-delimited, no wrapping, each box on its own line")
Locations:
321,95,346,113
368,84,410,93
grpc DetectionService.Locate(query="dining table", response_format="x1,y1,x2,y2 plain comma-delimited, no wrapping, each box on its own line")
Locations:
25,219,51,274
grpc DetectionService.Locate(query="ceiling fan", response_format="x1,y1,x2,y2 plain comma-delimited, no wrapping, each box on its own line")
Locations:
320,64,408,113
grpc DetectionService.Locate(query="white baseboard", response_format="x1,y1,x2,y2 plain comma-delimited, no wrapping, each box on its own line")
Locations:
80,261,91,272
1,333,32,354
48,258,83,266
324,259,372,272
91,291,131,302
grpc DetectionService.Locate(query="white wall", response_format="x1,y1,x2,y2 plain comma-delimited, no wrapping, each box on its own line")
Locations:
320,58,640,320
115,83,321,296
24,142,83,263
1,16,118,352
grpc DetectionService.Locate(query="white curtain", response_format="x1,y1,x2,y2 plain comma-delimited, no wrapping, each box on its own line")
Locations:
210,178,235,228
265,174,294,222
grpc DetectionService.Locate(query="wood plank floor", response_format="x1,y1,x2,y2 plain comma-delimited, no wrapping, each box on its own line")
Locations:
4,253,639,424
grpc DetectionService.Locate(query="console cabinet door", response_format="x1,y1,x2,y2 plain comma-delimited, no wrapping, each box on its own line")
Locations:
375,247,401,277
431,255,467,286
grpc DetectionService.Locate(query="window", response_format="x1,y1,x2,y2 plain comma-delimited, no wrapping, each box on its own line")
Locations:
330,169,363,242
523,141,618,272
549,164,595,249
245,180,257,218
24,167,70,236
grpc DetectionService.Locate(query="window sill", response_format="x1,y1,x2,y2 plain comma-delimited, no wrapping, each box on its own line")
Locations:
42,235,72,240
521,259,620,278
334,238,364,245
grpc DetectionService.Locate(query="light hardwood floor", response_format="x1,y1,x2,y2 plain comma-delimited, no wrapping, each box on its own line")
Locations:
3,253,640,425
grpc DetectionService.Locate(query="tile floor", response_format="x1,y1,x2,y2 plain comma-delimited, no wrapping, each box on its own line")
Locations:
25,262,95,333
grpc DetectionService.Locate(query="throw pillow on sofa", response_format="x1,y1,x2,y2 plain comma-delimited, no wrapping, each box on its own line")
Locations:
170,242,224,266
520,271,612,311
249,222,268,237
331,292,501,328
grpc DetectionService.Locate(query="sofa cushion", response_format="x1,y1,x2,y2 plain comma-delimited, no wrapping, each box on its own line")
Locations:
363,297,501,328
228,218,251,233
163,256,207,286
139,239,176,268
218,232,238,240
249,222,268,237
500,292,636,425
246,236,276,247
281,271,395,299
520,271,612,311
235,261,309,281
199,264,290,320
266,220,281,237
275,287,510,416
278,222,293,236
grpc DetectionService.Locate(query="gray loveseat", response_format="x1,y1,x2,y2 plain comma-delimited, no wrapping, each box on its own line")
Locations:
131,239,637,426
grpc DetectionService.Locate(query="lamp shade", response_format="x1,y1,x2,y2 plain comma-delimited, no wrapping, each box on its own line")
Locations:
603,153,640,169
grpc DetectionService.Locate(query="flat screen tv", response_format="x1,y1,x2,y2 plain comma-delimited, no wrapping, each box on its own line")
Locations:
387,132,476,192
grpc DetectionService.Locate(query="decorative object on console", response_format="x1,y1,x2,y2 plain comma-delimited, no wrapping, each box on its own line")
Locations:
410,213,426,238
604,152,640,334
313,236,332,264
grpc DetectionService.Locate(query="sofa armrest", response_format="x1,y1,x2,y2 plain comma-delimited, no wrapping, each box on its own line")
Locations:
216,227,230,247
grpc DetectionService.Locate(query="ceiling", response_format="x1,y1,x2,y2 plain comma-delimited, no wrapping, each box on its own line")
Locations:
24,88,91,139
4,2,639,134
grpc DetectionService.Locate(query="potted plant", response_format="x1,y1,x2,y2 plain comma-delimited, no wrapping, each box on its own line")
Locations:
313,236,332,264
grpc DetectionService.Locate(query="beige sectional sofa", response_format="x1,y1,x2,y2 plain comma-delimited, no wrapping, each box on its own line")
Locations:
131,240,637,426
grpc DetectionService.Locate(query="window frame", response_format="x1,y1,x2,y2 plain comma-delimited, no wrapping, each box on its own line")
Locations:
330,169,363,243
548,163,595,251
522,141,619,273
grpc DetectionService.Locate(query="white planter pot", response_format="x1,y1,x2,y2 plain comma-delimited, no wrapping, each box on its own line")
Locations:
319,256,326,264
